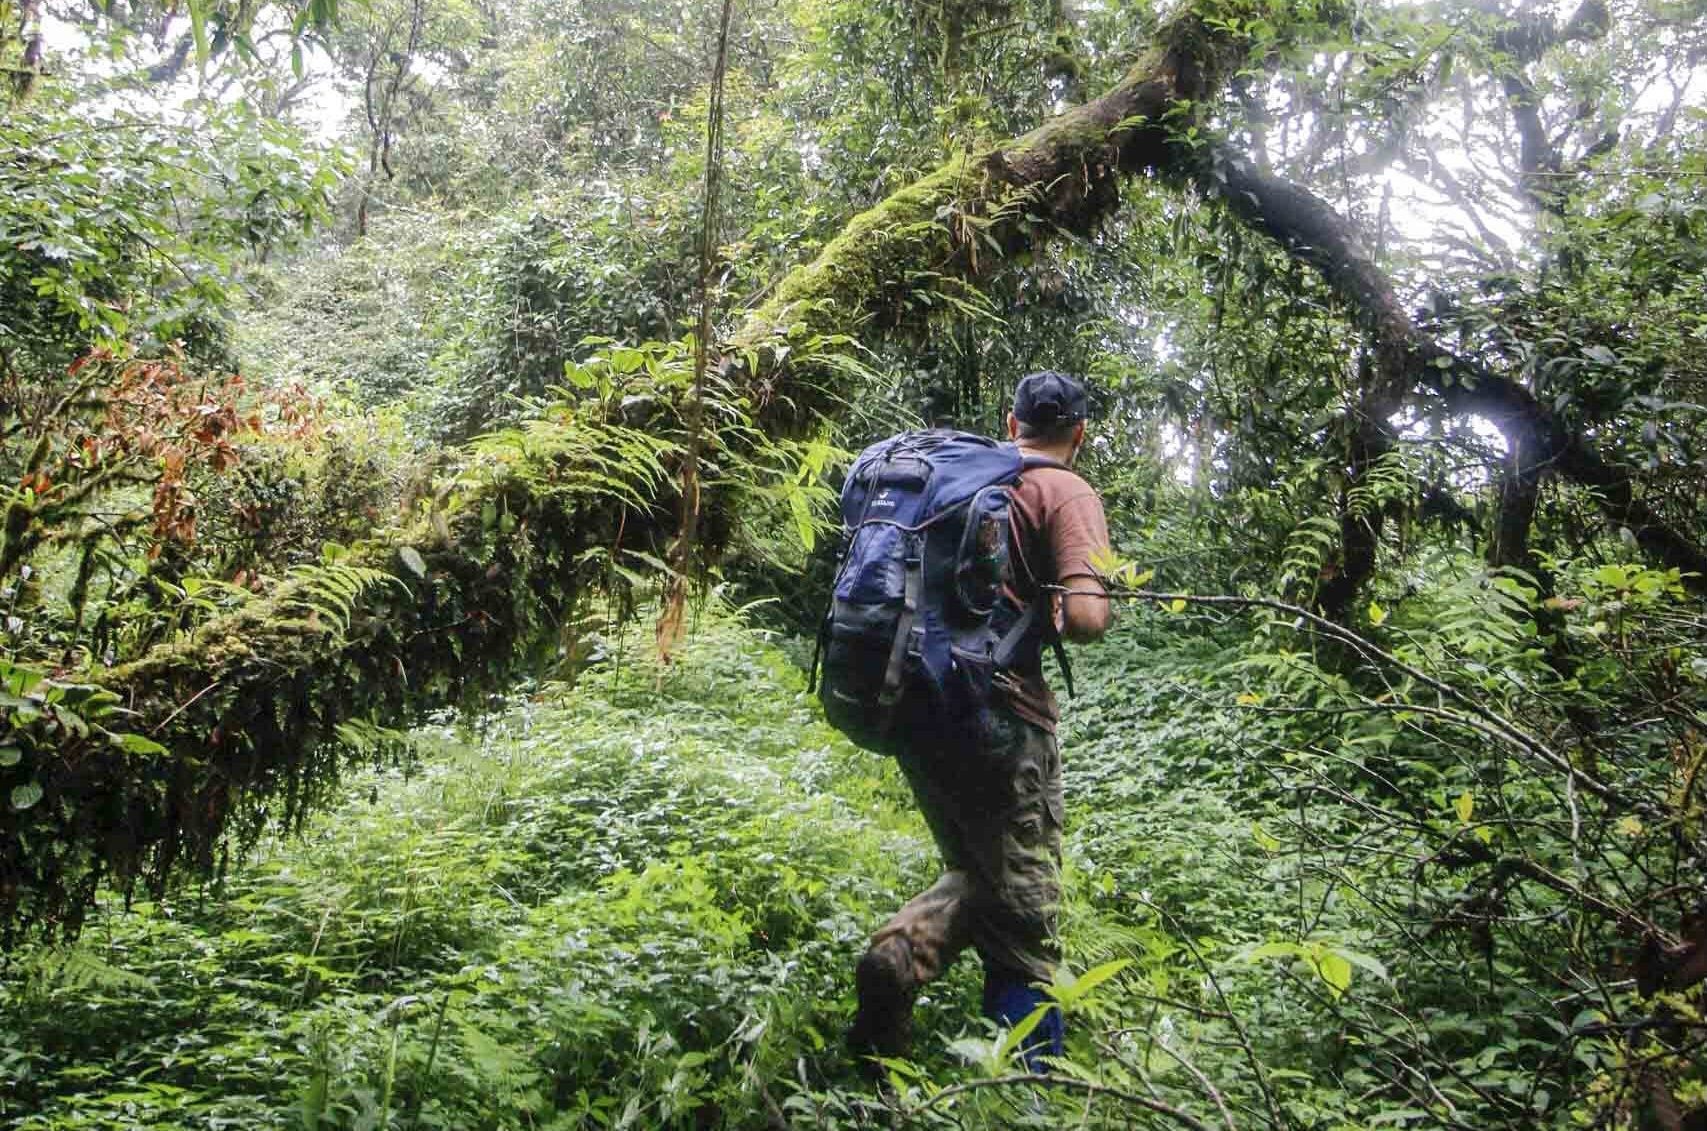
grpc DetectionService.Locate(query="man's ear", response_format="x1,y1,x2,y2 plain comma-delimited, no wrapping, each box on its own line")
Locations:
1073,420,1086,447
1007,412,1020,440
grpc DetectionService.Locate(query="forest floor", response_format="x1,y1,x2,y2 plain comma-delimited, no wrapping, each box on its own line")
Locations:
2,610,1315,1130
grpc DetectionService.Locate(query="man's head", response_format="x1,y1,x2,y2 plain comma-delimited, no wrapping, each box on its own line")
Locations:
1007,369,1088,462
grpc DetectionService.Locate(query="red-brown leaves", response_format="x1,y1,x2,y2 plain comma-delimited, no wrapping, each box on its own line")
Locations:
47,349,325,556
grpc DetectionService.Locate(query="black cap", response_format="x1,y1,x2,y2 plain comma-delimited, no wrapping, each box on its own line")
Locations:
1012,370,1088,427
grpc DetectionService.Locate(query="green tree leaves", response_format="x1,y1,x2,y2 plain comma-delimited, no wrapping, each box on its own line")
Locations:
1243,939,1389,998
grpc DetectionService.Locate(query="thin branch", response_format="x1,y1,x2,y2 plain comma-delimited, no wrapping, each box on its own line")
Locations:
1084,585,1620,802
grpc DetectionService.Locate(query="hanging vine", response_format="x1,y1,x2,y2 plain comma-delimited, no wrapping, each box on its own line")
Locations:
658,0,738,660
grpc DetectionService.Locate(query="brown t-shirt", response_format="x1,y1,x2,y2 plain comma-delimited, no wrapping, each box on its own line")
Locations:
1000,464,1111,731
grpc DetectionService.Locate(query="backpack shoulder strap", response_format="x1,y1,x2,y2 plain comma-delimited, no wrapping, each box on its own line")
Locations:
1001,452,1079,699
1049,628,1075,699
991,597,1076,699
878,537,925,709
992,601,1038,671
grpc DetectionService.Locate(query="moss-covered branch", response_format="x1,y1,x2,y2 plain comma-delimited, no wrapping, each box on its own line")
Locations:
733,1,1279,354
2,431,659,939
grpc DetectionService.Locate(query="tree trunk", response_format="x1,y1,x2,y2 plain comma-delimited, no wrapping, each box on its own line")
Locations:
1315,365,1408,621
1489,443,1543,574
12,0,44,98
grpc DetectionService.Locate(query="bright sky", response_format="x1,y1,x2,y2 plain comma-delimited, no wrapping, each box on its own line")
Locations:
41,9,351,139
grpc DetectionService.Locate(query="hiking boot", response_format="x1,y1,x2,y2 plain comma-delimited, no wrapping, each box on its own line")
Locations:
848,935,916,1076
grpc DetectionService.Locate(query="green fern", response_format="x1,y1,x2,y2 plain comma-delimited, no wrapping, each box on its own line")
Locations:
282,563,398,637
467,412,677,512
1276,513,1341,596
1345,450,1417,520
15,946,158,1004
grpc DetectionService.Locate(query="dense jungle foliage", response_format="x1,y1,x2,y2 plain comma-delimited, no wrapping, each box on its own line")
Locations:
2,0,1705,1126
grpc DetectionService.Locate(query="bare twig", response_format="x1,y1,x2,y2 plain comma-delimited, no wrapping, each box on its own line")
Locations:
1150,1039,1239,1131
1082,586,1619,803
1136,895,1287,1129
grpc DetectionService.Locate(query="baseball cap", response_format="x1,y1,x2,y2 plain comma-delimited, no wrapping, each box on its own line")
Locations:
1012,370,1088,427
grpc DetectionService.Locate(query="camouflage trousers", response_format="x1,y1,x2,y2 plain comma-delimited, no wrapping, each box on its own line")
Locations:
870,710,1064,989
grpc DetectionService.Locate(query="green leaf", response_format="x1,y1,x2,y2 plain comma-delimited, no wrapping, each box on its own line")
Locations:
1338,948,1390,982
1252,821,1281,852
1454,790,1474,824
994,1003,1054,1063
188,0,210,65
0,746,19,767
1316,950,1353,996
946,1036,994,1069
10,781,43,810
787,491,816,554
1590,564,1629,589
112,732,169,756
1061,958,1131,1007
1246,941,1305,962
398,546,428,579
1367,600,1386,626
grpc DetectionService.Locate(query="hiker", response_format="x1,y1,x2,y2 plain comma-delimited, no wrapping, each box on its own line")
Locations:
837,370,1112,1074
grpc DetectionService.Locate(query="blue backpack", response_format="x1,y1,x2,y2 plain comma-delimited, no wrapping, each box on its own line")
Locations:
811,429,1073,756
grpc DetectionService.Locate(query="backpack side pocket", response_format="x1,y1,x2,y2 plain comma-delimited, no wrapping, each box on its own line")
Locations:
820,598,907,754
945,642,1001,750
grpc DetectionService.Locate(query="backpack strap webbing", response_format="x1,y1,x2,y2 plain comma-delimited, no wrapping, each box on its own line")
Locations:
993,601,1037,671
992,597,1076,700
1005,451,1077,699
807,616,827,693
878,536,924,710
1050,630,1075,699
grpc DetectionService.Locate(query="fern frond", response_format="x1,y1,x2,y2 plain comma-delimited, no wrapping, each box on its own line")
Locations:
281,564,397,637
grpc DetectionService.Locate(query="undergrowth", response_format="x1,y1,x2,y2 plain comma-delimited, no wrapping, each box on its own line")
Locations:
2,617,918,1127
5,596,1685,1129
2,604,1288,1129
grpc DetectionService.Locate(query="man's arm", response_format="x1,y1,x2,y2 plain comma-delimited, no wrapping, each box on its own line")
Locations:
1050,491,1113,644
1059,574,1112,643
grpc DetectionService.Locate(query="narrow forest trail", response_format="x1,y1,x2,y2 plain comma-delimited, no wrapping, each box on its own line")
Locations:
2,612,1271,1129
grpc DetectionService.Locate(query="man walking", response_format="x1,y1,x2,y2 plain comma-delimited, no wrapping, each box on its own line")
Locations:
848,370,1112,1073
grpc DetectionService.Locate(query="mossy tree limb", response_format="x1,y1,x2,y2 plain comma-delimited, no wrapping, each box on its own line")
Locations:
733,1,1279,355
1202,148,1707,595
2,446,653,940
